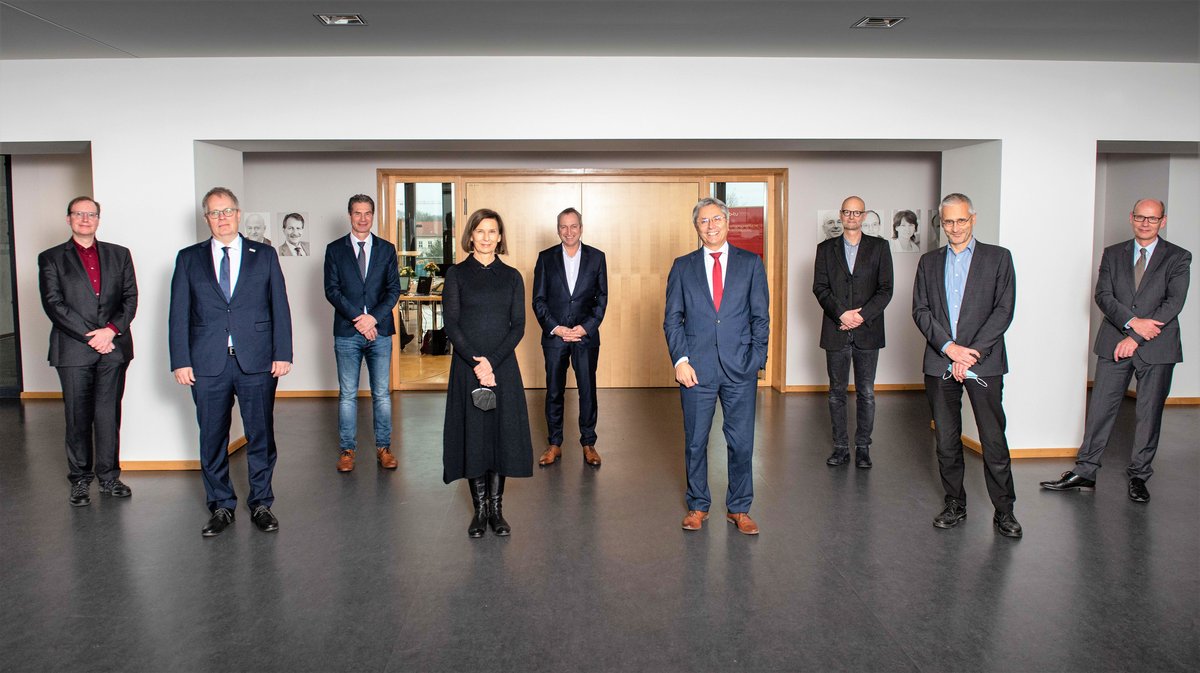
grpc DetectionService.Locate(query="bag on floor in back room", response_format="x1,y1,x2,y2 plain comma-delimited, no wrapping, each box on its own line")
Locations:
420,328,451,356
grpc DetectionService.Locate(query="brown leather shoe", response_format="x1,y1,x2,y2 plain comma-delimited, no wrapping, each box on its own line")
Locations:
726,512,760,535
583,445,601,467
681,510,709,531
336,450,355,473
376,447,398,470
538,445,562,466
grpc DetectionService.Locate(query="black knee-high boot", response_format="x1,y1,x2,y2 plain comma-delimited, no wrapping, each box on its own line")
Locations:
486,471,511,536
467,476,488,538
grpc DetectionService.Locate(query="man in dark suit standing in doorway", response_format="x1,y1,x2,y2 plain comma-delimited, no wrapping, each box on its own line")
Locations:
169,187,293,537
665,197,770,535
912,192,1022,538
38,196,138,506
812,195,893,468
324,194,403,473
532,207,608,468
1041,198,1191,502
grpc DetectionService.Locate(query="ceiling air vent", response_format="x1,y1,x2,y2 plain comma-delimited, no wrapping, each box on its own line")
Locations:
314,14,367,26
851,17,906,29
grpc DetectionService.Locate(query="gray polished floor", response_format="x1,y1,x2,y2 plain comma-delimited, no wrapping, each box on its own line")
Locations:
1,389,1196,672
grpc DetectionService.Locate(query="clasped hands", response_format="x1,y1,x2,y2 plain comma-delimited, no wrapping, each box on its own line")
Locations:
353,313,378,341
945,343,981,383
1115,317,1165,361
553,325,587,342
85,327,117,355
838,309,864,331
473,356,496,387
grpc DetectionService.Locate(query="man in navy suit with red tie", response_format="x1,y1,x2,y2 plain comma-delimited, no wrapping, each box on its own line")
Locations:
664,197,770,535
169,187,293,537
532,208,608,468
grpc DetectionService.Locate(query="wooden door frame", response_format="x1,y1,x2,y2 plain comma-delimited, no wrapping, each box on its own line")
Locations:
378,168,789,391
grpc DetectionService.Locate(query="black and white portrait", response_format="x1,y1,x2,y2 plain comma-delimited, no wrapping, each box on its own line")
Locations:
242,212,271,246
861,209,885,239
817,210,844,241
277,212,311,257
890,209,922,253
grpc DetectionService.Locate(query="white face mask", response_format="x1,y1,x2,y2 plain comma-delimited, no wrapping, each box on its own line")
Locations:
943,365,987,387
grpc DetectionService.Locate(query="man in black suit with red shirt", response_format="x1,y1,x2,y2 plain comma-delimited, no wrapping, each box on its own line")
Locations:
38,196,138,507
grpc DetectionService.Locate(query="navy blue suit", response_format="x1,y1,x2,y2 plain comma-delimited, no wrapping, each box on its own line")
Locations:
169,236,292,512
531,243,608,447
664,245,769,513
323,233,402,337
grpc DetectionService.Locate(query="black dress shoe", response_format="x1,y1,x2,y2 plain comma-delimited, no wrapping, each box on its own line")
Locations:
933,501,967,529
993,511,1023,538
1128,478,1150,503
69,480,91,507
251,505,279,532
855,447,872,469
202,508,235,537
826,449,850,466
99,479,132,498
1039,471,1095,491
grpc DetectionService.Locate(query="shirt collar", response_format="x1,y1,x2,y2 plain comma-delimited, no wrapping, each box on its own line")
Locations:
1137,238,1159,256
211,235,243,253
704,242,730,258
72,238,97,252
561,243,582,259
947,237,975,257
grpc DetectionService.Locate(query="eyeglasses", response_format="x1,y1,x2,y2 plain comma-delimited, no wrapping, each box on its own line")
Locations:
697,215,727,226
69,211,99,220
942,217,973,228
205,207,239,219
1131,214,1163,224
839,210,865,218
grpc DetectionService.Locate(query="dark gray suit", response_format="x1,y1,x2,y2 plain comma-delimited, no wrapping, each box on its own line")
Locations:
912,240,1016,512
38,240,138,484
812,234,893,451
1076,237,1191,481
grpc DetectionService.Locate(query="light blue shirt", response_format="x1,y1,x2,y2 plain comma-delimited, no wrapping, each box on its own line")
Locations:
942,237,976,351
843,236,860,274
1132,238,1158,267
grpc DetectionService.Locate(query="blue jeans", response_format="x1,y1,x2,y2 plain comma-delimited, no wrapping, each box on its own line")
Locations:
334,334,392,451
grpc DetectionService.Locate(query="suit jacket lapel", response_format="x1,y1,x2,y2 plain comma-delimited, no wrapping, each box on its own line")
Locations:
836,237,853,278
61,240,91,289
96,241,114,296
933,246,951,331
1136,238,1168,296
1119,240,1136,299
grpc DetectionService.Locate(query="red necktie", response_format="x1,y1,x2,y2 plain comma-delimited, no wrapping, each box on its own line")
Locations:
711,252,723,312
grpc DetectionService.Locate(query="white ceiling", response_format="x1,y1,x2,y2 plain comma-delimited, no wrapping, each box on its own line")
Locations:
1,0,1197,62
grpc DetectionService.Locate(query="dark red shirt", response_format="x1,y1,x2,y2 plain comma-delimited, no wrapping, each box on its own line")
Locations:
72,239,120,335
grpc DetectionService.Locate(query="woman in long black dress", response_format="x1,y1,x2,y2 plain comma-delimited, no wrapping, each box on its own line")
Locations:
442,208,533,538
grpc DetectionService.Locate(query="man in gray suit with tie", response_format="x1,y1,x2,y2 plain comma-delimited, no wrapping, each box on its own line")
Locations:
912,193,1022,538
1041,198,1191,502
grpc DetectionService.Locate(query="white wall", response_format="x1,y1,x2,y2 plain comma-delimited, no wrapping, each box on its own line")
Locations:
1,55,1197,461
1166,154,1199,397
10,153,93,393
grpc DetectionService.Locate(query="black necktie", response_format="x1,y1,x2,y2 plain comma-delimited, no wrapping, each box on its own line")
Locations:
219,246,231,301
357,241,367,279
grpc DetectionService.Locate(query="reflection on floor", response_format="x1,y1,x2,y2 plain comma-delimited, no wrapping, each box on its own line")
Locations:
1,390,1196,672
396,348,450,386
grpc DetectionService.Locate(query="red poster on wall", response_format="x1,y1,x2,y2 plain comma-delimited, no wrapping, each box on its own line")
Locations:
728,206,765,258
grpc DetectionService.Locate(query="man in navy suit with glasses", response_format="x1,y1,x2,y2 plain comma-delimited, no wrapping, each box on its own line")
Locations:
665,197,770,535
169,187,293,537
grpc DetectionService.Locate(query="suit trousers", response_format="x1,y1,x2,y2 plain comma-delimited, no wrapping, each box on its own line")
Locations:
824,344,879,450
543,342,599,446
680,367,757,513
56,360,128,484
192,353,278,512
925,374,1016,513
1075,354,1174,482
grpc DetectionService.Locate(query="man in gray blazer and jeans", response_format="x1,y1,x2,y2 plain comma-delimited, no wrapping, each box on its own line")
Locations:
1041,198,1191,503
912,193,1021,538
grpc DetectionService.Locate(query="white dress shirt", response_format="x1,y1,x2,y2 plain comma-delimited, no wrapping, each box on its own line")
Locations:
562,243,581,296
